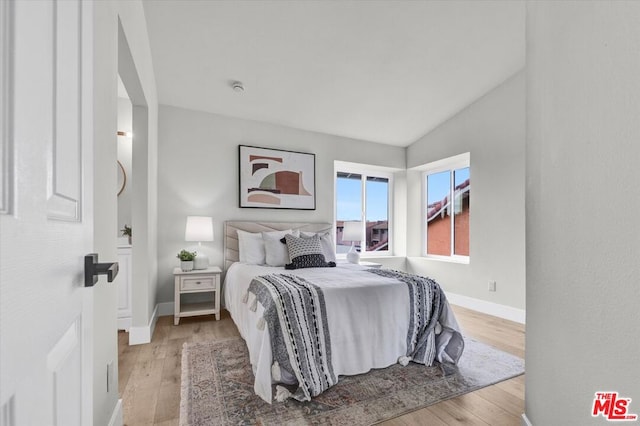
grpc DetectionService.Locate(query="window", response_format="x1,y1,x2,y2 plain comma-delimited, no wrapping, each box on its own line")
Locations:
335,165,392,256
423,153,470,260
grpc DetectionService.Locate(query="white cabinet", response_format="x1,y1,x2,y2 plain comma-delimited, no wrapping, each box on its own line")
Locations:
117,245,132,330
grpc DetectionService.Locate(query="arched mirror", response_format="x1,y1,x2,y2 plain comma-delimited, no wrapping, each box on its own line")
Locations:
117,160,127,196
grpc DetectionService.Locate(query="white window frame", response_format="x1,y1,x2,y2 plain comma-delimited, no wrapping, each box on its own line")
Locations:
334,161,394,258
422,152,470,263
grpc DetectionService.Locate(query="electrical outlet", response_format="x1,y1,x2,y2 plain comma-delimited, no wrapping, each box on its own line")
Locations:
488,280,496,292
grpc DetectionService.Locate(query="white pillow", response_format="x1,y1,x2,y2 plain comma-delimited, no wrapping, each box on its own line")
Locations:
262,229,298,266
301,231,337,263
237,230,265,265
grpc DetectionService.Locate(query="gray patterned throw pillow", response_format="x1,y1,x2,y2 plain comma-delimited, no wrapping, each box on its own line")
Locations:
281,234,336,270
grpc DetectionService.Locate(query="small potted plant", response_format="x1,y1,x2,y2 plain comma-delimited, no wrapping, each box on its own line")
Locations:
121,224,132,245
177,249,196,272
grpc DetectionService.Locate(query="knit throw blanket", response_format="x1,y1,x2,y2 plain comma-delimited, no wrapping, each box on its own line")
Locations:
246,274,337,402
366,269,445,367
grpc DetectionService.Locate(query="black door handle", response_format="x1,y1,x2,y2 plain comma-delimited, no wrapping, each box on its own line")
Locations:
84,253,119,287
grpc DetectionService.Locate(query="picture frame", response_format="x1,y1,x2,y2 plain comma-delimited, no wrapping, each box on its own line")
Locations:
239,145,316,210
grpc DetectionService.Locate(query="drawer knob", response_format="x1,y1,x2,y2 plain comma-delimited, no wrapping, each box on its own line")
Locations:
196,281,201,284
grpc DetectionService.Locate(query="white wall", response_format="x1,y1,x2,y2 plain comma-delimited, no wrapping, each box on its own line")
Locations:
117,97,133,233
525,2,640,425
93,0,158,424
156,105,406,303
116,2,160,333
404,71,526,314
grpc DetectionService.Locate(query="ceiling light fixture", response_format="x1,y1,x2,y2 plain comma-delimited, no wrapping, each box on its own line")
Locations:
231,81,245,92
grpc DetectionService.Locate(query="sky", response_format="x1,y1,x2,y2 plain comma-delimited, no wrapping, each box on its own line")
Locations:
336,176,388,221
427,167,470,205
337,168,469,221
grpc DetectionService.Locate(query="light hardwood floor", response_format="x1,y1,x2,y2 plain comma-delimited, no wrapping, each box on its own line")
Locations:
118,305,525,425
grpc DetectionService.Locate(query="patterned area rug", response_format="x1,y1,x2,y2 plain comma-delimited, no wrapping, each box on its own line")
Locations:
180,336,524,425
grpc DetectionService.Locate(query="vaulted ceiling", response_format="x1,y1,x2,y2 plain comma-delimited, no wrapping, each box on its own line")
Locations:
142,1,524,147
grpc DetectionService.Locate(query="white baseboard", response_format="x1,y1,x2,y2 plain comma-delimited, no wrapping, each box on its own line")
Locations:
128,304,159,345
446,292,525,324
117,317,131,332
108,399,123,426
157,301,174,317
127,303,174,345
521,413,533,426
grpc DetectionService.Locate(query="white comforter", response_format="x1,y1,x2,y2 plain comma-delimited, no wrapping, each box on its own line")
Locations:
224,262,462,403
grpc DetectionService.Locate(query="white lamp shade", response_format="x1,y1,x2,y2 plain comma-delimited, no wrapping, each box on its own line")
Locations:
185,216,214,242
342,221,363,242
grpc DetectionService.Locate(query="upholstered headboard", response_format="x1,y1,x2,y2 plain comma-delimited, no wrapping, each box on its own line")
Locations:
224,221,332,271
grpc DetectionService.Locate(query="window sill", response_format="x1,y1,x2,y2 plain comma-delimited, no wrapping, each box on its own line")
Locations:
419,255,469,265
336,253,397,260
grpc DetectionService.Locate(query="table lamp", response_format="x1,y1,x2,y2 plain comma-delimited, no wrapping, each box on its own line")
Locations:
185,216,214,269
342,221,363,264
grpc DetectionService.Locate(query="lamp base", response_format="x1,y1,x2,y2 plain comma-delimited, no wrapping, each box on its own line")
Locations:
193,255,209,270
346,246,360,264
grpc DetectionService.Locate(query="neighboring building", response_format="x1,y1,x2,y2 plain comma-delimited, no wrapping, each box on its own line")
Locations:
336,220,389,253
426,179,470,256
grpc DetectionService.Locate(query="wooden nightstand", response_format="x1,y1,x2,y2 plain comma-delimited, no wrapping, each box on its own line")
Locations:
173,266,221,325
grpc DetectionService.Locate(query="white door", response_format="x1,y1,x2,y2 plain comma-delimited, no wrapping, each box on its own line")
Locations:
1,1,95,425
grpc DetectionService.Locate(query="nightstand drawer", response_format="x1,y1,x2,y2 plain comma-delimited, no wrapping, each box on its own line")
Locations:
181,277,215,291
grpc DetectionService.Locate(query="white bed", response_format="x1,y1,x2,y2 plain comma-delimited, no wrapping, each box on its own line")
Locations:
222,221,463,403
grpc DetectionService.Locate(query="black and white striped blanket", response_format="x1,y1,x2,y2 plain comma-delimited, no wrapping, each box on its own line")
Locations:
245,269,454,402
246,274,337,402
366,268,444,366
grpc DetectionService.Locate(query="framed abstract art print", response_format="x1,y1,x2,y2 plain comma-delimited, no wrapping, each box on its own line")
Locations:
238,145,316,210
